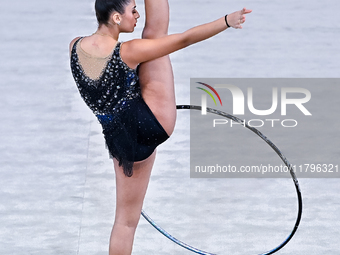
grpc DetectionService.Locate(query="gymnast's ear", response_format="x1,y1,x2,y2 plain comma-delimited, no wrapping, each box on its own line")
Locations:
111,12,121,25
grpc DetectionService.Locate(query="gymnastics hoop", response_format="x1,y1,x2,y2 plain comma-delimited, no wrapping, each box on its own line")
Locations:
141,105,303,255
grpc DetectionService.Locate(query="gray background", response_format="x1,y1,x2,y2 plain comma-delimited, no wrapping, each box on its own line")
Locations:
1,0,339,254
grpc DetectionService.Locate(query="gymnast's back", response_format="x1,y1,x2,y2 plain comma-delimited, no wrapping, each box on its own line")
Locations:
70,37,168,177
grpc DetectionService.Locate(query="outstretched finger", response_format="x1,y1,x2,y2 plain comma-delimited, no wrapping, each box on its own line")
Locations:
241,7,252,14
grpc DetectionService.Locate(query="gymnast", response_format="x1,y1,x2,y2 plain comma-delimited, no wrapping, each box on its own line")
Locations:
70,0,251,253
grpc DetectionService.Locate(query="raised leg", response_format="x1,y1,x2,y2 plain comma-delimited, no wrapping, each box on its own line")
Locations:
109,153,156,255
139,0,176,136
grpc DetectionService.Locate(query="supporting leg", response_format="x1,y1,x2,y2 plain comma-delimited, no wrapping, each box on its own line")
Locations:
109,153,156,255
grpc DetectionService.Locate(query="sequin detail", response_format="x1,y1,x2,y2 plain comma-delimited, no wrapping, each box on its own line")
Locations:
71,40,140,115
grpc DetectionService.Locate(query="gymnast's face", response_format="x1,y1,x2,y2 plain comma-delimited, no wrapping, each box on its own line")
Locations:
118,0,140,33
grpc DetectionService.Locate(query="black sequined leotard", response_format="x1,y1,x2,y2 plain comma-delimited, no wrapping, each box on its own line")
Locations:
70,37,169,177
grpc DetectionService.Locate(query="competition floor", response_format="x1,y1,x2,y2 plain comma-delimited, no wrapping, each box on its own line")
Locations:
1,0,339,254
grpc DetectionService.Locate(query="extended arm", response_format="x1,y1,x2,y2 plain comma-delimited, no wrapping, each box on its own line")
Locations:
122,8,252,68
